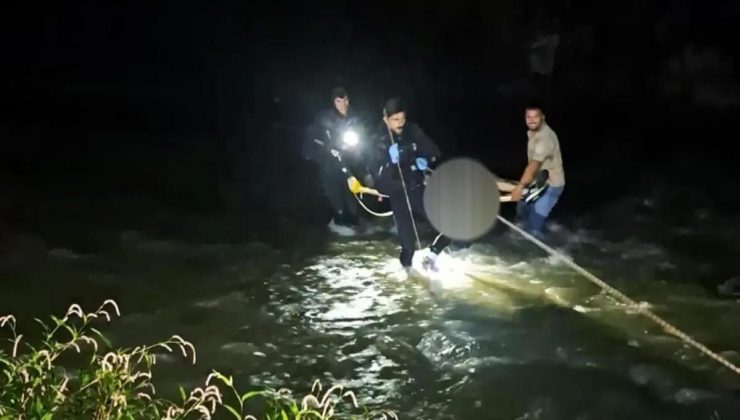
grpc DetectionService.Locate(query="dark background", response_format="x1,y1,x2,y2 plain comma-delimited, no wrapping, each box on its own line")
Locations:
1,0,739,244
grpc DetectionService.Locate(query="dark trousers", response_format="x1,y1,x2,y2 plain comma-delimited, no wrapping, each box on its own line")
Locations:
320,165,358,225
389,185,452,267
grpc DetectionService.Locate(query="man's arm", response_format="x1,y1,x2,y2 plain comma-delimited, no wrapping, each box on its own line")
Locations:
372,129,415,195
410,123,441,163
517,160,542,186
511,160,543,201
361,133,387,187
511,136,552,200
505,160,542,201
302,112,346,169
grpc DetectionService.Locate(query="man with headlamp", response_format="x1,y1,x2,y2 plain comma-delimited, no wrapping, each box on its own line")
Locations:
302,86,370,236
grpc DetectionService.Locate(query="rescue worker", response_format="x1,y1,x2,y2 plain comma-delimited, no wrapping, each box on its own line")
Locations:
302,87,366,236
368,97,451,271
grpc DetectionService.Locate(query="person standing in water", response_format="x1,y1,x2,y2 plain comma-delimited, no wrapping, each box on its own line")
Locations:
302,87,366,236
510,103,565,238
368,97,452,271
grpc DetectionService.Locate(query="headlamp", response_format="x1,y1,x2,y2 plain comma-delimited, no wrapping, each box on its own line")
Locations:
342,129,359,148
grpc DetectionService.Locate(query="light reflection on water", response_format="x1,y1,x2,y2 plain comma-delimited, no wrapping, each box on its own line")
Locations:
255,234,740,418
2,224,740,419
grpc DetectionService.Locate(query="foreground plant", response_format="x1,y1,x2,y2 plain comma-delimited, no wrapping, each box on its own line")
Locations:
208,373,399,420
0,300,397,419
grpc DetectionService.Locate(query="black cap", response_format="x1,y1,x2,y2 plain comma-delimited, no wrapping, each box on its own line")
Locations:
331,86,348,100
383,97,405,117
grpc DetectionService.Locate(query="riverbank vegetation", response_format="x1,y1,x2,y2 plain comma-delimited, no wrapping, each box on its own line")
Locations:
0,300,396,419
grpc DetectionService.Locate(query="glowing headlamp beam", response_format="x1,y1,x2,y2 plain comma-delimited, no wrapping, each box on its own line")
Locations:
342,130,359,147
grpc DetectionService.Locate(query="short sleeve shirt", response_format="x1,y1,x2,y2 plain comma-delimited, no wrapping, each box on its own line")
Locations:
527,123,565,186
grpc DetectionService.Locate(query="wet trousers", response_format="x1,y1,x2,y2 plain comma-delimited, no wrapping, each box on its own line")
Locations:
388,185,451,267
516,185,564,238
320,165,358,225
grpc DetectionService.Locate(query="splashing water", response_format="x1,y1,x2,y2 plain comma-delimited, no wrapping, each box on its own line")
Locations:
2,212,740,419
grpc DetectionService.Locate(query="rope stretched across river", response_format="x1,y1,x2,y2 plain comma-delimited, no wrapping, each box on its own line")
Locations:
348,166,739,376
495,215,740,377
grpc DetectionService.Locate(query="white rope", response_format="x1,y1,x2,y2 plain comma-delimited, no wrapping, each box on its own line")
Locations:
495,214,740,376
384,110,422,250
353,193,393,217
367,162,737,374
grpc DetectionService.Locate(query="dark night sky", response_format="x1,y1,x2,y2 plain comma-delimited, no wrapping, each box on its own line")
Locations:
4,1,737,123
1,0,740,218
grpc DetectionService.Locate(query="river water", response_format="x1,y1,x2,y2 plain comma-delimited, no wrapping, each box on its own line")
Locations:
1,183,740,419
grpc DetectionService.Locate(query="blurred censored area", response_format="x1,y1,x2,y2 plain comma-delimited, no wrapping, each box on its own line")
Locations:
424,157,501,241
